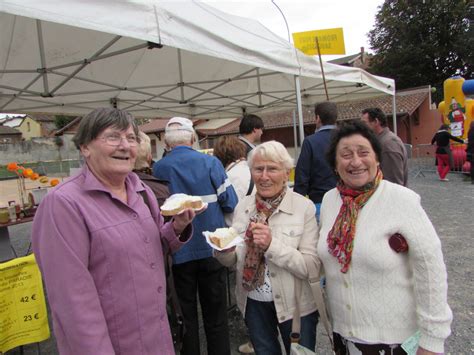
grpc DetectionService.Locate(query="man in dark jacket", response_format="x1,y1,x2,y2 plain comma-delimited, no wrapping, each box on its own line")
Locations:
294,102,338,220
238,114,264,155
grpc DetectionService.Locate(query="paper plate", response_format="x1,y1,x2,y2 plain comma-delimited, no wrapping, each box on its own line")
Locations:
202,231,244,251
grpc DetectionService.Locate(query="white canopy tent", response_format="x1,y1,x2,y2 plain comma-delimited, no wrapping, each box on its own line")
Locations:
0,0,396,141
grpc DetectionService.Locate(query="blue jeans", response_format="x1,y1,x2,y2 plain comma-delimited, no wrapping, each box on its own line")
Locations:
245,298,318,354
315,203,321,223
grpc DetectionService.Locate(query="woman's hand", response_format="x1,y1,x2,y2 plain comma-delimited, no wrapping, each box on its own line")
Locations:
172,208,196,235
416,347,441,355
250,222,272,250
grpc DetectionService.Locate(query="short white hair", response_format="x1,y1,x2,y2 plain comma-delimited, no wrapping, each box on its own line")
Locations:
135,131,151,169
165,124,194,147
248,140,293,170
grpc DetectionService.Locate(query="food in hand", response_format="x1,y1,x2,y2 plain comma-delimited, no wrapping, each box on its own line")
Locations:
161,194,204,216
209,227,238,248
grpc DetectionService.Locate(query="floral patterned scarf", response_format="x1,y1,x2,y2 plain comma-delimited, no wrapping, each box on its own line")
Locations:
327,168,383,273
242,189,286,291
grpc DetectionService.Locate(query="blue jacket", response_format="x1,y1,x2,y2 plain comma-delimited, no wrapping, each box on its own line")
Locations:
294,126,337,204
153,146,238,264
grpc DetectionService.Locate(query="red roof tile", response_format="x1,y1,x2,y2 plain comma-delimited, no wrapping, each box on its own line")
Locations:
200,87,430,136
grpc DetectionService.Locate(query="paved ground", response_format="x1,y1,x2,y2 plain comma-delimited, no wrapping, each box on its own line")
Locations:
2,170,473,354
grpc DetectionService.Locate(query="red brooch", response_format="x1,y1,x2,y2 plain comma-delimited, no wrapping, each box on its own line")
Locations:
389,233,409,253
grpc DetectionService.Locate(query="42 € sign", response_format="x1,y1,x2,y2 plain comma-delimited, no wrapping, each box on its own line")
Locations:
0,254,50,353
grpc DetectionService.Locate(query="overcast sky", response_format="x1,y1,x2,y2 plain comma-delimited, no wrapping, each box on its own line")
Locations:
204,0,385,60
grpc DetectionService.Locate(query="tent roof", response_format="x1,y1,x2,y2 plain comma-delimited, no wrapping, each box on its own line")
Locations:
0,0,394,119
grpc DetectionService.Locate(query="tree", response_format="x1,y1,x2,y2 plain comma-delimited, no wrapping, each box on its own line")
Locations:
367,0,473,102
54,115,76,129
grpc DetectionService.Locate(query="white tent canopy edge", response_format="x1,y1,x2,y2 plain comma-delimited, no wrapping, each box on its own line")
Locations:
0,0,396,140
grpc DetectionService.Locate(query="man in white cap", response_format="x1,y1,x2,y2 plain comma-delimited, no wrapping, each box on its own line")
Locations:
153,117,238,355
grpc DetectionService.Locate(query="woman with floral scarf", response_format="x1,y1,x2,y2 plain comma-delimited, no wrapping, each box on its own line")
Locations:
318,121,452,355
214,141,319,354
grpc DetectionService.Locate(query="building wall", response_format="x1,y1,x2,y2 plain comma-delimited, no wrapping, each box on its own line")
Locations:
0,134,22,144
410,99,442,146
17,117,42,140
0,136,79,165
147,133,165,160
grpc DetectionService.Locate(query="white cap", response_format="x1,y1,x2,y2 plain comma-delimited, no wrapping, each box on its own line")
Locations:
165,117,194,133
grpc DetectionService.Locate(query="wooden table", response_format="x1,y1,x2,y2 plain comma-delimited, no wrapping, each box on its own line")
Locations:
0,216,34,262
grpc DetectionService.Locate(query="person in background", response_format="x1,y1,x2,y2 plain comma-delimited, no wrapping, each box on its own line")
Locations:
431,124,464,181
214,136,253,202
319,121,452,354
294,101,338,220
239,114,265,155
213,135,255,354
361,107,408,186
215,141,319,355
134,131,169,206
32,108,195,355
153,117,238,355
466,121,474,184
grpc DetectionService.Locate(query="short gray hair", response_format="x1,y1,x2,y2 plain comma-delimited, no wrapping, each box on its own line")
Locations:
165,125,194,147
72,108,138,149
135,131,151,169
248,141,293,170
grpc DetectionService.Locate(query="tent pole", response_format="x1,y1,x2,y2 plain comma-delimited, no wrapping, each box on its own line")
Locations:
294,76,305,152
292,110,298,159
315,37,329,101
392,83,397,135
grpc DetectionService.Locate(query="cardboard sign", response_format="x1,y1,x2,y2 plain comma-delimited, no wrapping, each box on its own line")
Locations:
0,254,50,353
292,28,346,55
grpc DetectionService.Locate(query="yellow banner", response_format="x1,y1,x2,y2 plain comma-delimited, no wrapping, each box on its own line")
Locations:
0,254,50,353
292,28,346,55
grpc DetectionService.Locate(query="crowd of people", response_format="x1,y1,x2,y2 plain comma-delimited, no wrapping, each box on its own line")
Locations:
30,104,461,355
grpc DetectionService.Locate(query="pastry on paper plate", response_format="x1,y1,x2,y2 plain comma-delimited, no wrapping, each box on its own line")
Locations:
208,227,239,249
161,194,204,216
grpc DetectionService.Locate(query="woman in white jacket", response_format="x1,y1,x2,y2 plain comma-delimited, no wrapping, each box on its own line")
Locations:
214,141,319,354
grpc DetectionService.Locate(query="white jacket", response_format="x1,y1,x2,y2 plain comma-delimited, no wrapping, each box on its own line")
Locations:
215,188,319,322
318,180,452,353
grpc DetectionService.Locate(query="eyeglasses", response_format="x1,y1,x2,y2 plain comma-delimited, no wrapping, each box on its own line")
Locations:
100,133,139,147
252,166,284,175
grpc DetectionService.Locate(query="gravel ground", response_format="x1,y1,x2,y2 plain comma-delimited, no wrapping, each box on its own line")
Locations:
4,170,473,355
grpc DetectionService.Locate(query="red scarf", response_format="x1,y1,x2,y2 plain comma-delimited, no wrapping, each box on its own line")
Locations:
327,169,383,273
242,190,286,291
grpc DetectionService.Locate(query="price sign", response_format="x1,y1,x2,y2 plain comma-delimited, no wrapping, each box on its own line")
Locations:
0,254,50,353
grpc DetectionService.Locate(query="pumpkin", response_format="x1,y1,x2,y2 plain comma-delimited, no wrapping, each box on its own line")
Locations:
50,179,60,187
7,162,18,172
23,168,34,178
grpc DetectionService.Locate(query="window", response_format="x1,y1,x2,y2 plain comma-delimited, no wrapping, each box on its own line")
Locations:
150,139,157,159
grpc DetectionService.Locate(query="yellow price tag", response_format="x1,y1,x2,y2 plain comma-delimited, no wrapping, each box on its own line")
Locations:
0,254,50,353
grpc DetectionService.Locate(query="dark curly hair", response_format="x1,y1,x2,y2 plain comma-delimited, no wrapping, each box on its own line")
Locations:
326,120,382,171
